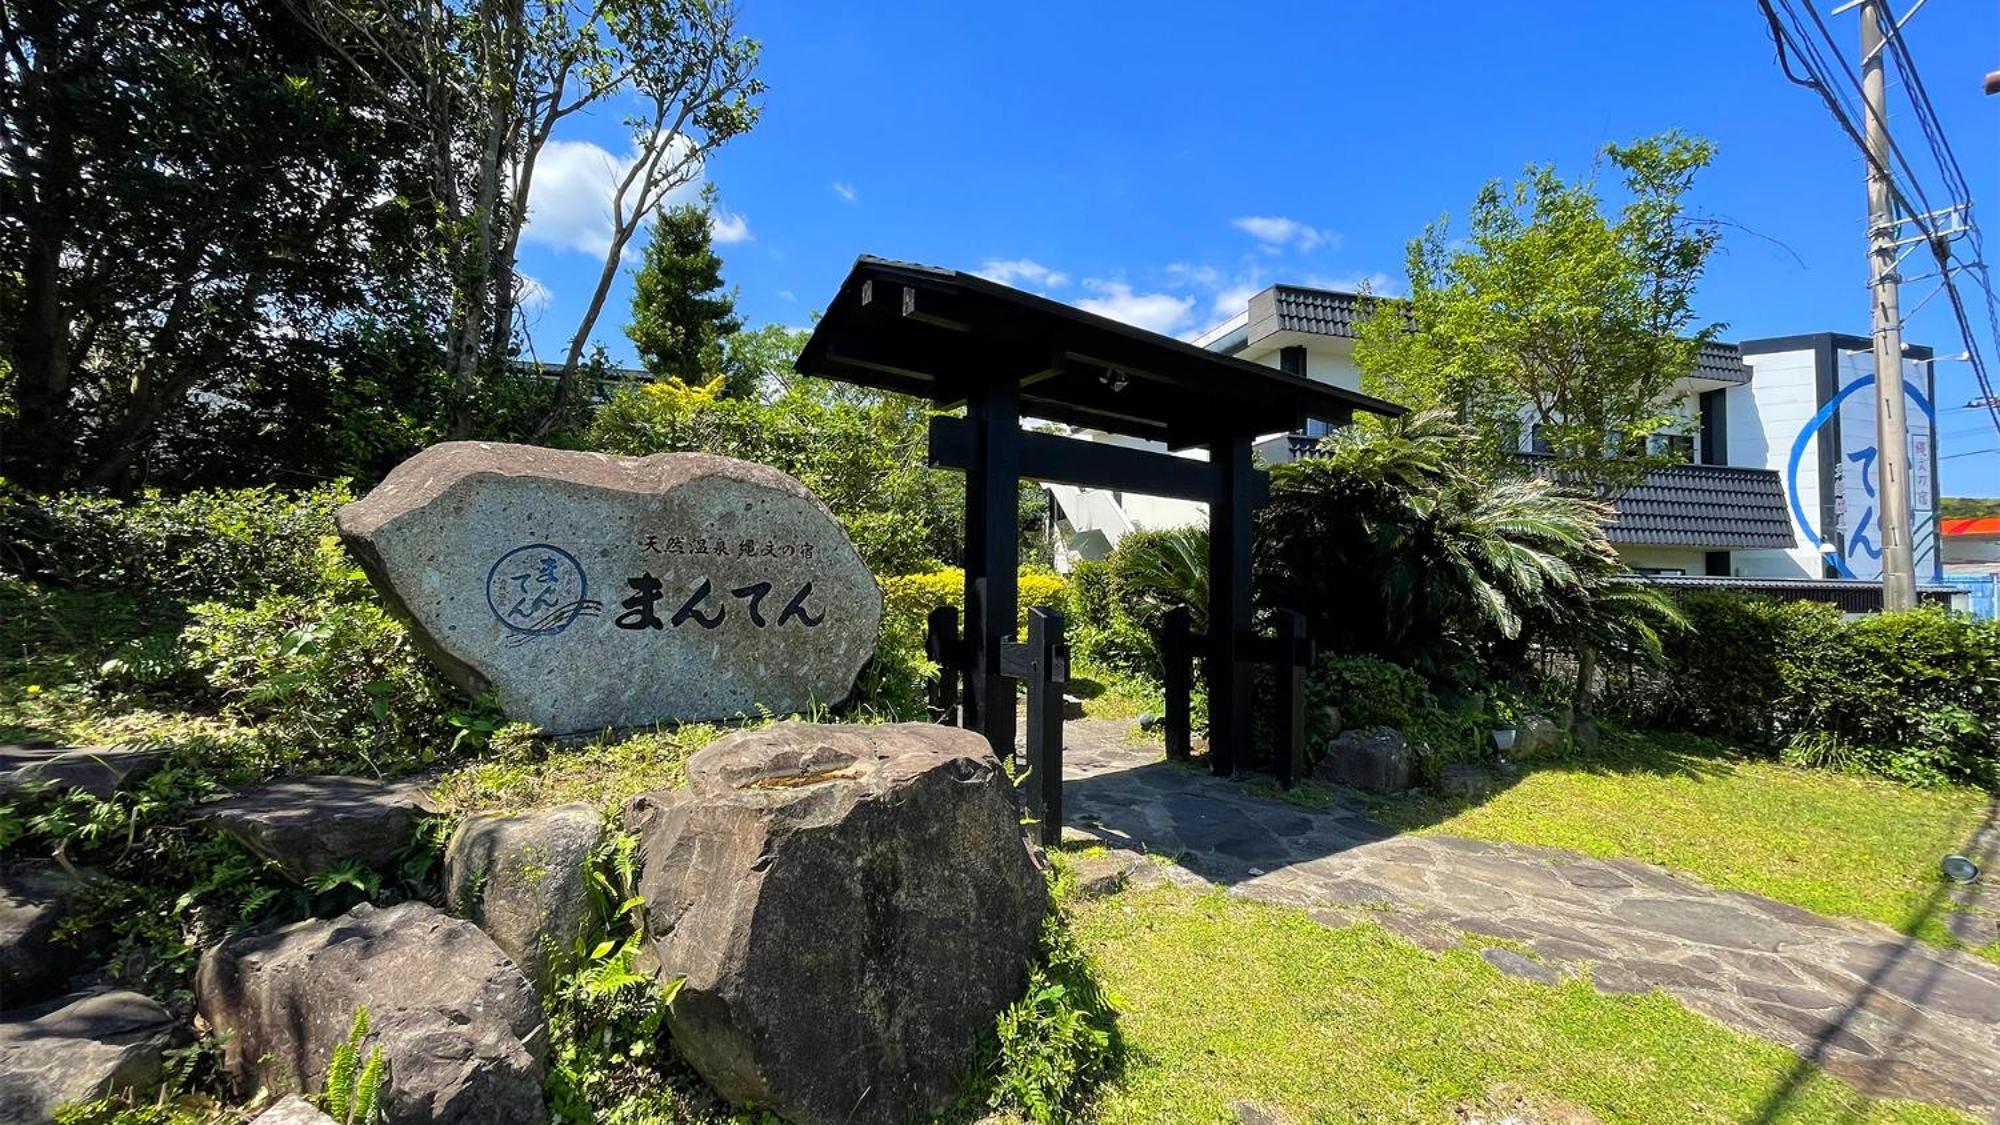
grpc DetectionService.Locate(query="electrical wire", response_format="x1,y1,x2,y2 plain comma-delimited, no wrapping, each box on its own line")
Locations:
1754,0,2000,446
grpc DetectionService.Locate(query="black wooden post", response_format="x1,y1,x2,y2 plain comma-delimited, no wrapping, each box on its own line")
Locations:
1161,605,1193,761
1206,434,1254,776
1019,607,1066,845
1273,608,1308,787
962,381,1020,759
924,604,961,725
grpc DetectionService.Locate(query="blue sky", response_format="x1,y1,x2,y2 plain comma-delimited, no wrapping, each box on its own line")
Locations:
511,0,2000,495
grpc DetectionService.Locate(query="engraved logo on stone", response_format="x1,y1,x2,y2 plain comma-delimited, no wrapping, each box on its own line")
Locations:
484,544,600,644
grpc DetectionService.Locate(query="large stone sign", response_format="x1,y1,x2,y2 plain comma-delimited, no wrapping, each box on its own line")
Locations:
337,442,882,735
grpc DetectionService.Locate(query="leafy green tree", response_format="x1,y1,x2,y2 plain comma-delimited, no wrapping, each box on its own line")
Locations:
289,0,764,438
0,0,442,491
1355,132,1721,494
627,200,742,388
721,322,811,400
584,376,960,574
1941,497,2000,519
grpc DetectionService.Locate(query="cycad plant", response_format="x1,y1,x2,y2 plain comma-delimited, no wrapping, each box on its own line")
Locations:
1256,409,1679,690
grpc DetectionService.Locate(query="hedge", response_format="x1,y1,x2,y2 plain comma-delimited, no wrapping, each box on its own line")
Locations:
1635,591,2000,786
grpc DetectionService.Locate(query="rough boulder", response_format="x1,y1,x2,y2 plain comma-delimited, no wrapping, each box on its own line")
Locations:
625,721,1046,1125
201,775,435,881
0,989,178,1123
444,802,603,992
197,901,546,1125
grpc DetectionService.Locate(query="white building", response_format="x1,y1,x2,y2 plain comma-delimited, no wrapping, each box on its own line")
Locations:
1051,284,1944,592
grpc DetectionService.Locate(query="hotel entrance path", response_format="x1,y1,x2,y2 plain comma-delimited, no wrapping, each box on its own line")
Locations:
1056,719,2000,1122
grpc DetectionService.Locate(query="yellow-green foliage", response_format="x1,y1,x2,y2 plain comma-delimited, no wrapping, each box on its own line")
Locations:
880,568,1067,654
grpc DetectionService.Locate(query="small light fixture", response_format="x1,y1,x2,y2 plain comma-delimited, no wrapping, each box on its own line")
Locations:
1492,727,1517,753
1100,368,1130,392
1943,854,1981,884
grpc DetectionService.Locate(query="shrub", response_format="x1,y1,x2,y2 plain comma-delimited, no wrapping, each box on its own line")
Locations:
1309,654,1433,734
0,482,352,604
1643,592,1840,744
584,380,959,574
180,549,495,777
1640,592,2000,786
865,568,1069,719
1306,653,1488,768
1107,527,1206,633
1255,411,1652,691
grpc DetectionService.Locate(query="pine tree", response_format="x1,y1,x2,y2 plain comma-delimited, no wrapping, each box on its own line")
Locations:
626,199,743,388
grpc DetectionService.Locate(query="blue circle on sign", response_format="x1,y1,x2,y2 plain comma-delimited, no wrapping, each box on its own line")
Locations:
485,544,590,636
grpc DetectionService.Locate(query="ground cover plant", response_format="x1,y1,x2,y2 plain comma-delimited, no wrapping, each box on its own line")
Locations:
1073,884,1968,1124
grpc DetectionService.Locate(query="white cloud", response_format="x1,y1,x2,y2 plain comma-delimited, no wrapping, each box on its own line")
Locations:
832,181,857,203
523,137,704,257
525,140,635,256
710,207,752,244
1212,282,1260,318
1076,279,1195,335
515,273,552,312
1302,271,1397,295
1231,215,1335,253
974,258,1071,292
777,289,797,302
1164,262,1221,288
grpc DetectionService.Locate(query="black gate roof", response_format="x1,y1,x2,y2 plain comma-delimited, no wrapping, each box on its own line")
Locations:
797,256,1402,448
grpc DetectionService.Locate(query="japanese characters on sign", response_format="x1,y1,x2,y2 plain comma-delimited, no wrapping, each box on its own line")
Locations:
484,533,830,642
638,532,818,562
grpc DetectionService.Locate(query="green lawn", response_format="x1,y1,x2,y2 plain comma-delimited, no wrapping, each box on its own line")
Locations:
1372,732,1998,963
1072,884,1969,1124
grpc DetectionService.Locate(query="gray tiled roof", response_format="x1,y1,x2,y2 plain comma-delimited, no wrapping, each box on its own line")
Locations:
1521,456,1796,549
1252,285,1750,384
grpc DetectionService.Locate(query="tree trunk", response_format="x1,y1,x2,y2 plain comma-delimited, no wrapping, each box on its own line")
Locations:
532,224,632,437
7,213,74,490
1571,642,1598,722
2,2,79,490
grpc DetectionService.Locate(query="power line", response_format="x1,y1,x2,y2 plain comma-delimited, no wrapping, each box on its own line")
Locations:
1755,0,2000,445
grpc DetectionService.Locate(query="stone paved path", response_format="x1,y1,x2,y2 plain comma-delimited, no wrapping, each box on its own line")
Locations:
1055,719,2000,1121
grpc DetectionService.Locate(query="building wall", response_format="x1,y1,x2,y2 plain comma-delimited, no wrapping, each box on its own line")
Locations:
1730,346,1822,578
1945,535,2000,565
1617,545,1708,575
1731,339,1940,582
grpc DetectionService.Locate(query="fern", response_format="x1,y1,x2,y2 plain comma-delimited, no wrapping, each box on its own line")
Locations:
350,1047,388,1124
322,1007,387,1124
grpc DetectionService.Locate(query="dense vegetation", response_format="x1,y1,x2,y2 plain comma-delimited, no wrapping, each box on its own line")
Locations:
1621,592,2000,787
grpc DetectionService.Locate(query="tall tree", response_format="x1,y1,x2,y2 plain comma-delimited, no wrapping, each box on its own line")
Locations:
1354,132,1722,494
0,0,440,491
626,197,741,388
293,0,762,438
721,321,810,400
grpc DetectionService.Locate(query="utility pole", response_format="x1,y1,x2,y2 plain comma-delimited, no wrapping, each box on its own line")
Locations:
1861,0,1919,610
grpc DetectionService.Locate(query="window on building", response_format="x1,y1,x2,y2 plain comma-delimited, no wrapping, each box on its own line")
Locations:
1648,433,1695,462
1530,424,1553,455
1278,346,1307,377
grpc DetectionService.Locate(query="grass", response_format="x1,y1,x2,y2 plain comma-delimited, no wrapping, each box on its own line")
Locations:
1372,731,1998,963
428,724,720,815
1066,662,1164,721
1072,884,1971,1124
